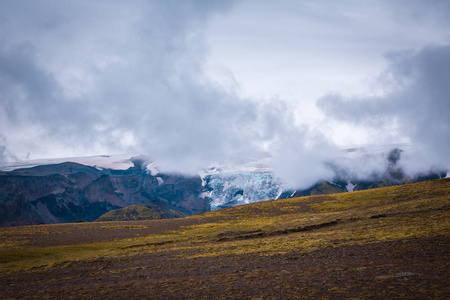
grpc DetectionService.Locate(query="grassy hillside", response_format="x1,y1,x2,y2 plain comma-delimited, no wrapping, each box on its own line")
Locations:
95,204,187,221
1,178,449,299
95,204,165,221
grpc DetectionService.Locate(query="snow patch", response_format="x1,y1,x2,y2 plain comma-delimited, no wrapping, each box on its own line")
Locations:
198,191,212,199
146,162,159,176
156,177,164,186
222,182,231,192
275,187,284,200
346,182,356,192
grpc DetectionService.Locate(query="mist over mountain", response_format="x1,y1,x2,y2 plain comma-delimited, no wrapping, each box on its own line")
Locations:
1,145,446,226
318,44,450,176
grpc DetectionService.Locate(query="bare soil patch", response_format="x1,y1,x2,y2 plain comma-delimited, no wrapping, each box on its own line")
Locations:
1,235,448,299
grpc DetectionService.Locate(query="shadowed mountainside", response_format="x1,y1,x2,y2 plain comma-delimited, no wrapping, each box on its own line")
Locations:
0,160,209,226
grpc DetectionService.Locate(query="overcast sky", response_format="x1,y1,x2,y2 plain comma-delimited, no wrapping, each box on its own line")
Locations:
0,0,449,187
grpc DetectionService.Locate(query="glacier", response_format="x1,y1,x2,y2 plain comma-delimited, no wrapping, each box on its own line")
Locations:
202,171,284,210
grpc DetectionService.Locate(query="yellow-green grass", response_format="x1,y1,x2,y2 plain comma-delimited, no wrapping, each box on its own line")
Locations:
95,204,165,221
1,178,449,273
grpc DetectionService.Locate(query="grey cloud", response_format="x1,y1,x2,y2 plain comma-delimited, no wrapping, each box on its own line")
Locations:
261,100,337,189
318,44,450,174
0,0,253,171
0,135,16,165
2,0,329,181
2,0,448,190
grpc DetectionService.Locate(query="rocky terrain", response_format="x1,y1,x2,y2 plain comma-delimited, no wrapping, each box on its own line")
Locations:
0,158,208,226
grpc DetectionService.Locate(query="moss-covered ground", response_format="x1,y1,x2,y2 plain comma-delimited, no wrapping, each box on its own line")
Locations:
1,178,449,299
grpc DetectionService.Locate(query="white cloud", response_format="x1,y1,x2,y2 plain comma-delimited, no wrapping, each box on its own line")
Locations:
0,0,449,188
318,44,450,173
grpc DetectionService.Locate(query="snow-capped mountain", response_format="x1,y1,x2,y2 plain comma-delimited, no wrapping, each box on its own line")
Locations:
1,146,447,226
197,145,447,210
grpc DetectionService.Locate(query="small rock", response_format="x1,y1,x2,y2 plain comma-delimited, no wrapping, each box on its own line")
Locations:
280,269,291,275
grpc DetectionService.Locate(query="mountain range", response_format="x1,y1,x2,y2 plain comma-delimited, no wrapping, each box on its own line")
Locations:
0,147,447,226
0,157,207,226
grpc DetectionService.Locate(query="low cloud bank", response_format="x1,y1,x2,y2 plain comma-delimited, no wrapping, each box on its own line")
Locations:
318,44,450,180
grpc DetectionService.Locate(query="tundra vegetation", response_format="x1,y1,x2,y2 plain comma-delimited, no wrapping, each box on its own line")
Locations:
1,178,449,299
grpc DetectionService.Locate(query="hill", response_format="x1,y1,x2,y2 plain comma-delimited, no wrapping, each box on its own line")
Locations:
96,204,186,221
95,204,165,221
0,178,449,299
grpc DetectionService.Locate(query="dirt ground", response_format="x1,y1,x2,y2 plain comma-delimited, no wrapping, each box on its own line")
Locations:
2,179,449,299
1,234,449,299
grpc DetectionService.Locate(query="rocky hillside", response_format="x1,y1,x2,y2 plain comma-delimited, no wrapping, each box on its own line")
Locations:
0,159,209,226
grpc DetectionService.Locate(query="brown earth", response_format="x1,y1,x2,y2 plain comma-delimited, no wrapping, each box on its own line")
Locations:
0,235,448,299
1,178,449,299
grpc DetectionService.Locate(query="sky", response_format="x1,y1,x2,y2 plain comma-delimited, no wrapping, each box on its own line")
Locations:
0,0,449,188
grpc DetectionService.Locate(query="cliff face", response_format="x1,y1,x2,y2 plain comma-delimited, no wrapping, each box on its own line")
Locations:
0,162,209,226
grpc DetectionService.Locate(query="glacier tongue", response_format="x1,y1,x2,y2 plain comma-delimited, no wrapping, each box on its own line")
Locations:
203,172,283,210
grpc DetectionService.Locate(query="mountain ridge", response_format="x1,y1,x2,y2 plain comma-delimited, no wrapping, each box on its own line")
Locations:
1,147,447,226
0,161,208,226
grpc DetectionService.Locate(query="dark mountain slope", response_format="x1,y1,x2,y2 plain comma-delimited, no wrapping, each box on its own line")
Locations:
0,162,208,226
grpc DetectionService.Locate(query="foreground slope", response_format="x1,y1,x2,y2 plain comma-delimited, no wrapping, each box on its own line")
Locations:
1,178,449,299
